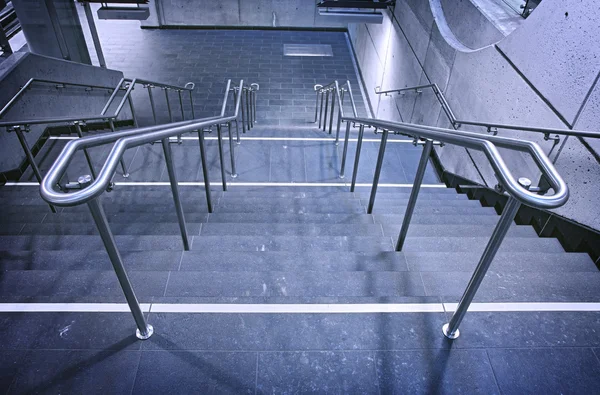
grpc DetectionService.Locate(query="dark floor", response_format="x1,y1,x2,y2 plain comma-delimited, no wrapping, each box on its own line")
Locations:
1,17,600,395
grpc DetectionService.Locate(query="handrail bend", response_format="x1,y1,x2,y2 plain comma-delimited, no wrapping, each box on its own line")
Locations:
40,80,243,207
344,116,568,210
313,80,359,142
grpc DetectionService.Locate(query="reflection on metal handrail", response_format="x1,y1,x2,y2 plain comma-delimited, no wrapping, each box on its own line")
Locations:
39,80,244,340
341,115,569,340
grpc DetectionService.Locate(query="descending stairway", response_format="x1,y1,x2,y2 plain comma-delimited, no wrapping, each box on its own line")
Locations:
1,182,597,303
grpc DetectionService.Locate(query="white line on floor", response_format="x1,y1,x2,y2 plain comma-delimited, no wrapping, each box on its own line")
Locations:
150,303,445,314
444,302,600,312
3,181,447,188
48,136,413,143
0,302,599,314
0,303,151,313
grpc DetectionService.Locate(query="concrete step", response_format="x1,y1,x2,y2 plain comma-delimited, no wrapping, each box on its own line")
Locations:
16,222,202,236
0,235,185,251
402,236,564,253
373,214,501,225
361,198,482,207
200,223,382,236
212,203,366,214
381,224,538,238
190,236,393,253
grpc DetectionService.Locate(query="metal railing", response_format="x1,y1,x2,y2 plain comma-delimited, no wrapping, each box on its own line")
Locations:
374,84,600,162
39,79,245,340
334,111,568,339
313,80,359,146
0,77,200,211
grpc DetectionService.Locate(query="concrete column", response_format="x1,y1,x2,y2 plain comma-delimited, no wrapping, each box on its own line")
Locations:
11,0,91,64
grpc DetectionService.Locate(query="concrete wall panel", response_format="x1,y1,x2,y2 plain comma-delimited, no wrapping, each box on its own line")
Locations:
393,0,432,64
161,0,240,26
573,79,600,158
240,0,314,27
497,0,600,126
439,0,503,49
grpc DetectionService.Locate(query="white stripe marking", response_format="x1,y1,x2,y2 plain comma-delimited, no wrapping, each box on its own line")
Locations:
3,181,446,188
49,136,413,143
0,302,599,314
444,302,600,312
0,303,151,313
150,303,445,314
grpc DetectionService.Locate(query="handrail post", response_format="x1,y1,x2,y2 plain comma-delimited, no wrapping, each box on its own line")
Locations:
318,91,325,128
127,94,139,128
161,138,190,250
108,119,130,178
443,187,525,339
328,88,336,135
350,124,365,192
367,129,389,213
147,85,157,124
227,122,237,178
231,89,241,144
73,121,97,180
11,125,57,213
240,88,247,134
188,90,195,119
314,90,321,122
323,90,330,132
86,192,153,340
197,129,213,213
216,124,227,191
339,121,351,178
246,88,252,130
164,88,173,123
395,139,433,251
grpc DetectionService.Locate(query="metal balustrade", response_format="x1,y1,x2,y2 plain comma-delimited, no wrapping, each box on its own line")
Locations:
315,82,570,338
40,79,245,339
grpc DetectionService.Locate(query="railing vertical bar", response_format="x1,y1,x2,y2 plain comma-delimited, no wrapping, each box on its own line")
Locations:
318,91,325,128
147,86,157,125
246,89,251,130
14,127,57,213
228,122,237,178
314,90,321,122
73,122,97,180
165,88,173,123
197,129,213,213
350,124,364,192
339,121,351,178
323,90,330,132
161,138,190,250
108,120,130,178
443,195,522,339
216,124,227,191
395,139,433,251
240,88,247,134
87,197,153,340
328,89,336,135
367,129,389,214
128,95,139,128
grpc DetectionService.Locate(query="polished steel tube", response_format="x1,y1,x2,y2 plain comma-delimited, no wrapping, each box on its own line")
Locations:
82,2,105,67
178,90,185,120
109,120,130,178
165,89,173,122
232,90,241,142
328,89,336,135
350,124,364,192
45,0,71,60
216,124,227,191
147,86,157,124
246,89,251,130
318,91,325,128
335,114,343,144
240,89,246,134
87,197,153,340
443,196,522,339
314,91,321,122
161,138,190,250
228,122,237,178
127,95,139,128
395,139,433,251
197,129,213,213
323,90,330,132
74,123,97,180
367,129,389,214
339,121,351,178
188,90,195,119
252,90,257,123
14,128,57,213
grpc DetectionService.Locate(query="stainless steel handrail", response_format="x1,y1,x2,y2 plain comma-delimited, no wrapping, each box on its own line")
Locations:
40,80,240,207
38,80,244,340
344,116,568,209
374,84,600,141
342,115,569,340
313,80,359,143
